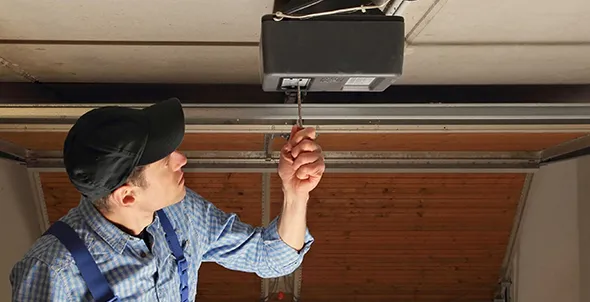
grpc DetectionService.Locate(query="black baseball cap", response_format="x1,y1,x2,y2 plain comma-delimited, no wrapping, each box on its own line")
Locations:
63,98,185,201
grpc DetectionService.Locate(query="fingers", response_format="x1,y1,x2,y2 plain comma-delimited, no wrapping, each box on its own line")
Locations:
291,138,321,158
293,150,322,171
281,126,316,150
280,144,294,164
281,143,322,170
289,127,316,146
281,127,320,157
280,127,324,177
280,126,302,153
290,125,300,140
295,159,326,180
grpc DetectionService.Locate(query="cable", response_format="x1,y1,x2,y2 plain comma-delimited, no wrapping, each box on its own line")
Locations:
273,0,392,21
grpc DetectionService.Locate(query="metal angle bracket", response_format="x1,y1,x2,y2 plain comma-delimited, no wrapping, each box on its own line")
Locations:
493,280,512,302
281,86,307,139
279,92,298,140
263,134,275,161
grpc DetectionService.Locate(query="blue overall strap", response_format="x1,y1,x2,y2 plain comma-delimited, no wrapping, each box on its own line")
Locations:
156,210,189,302
45,221,118,302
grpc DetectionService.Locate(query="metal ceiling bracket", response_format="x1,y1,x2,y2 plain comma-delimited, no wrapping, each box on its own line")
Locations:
281,91,305,139
263,134,275,161
493,281,512,302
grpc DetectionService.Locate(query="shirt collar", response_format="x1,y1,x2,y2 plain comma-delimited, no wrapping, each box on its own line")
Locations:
79,198,131,254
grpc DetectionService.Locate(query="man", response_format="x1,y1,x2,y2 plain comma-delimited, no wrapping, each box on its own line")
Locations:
10,98,325,301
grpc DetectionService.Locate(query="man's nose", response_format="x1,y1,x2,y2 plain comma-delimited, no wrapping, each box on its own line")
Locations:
171,150,188,170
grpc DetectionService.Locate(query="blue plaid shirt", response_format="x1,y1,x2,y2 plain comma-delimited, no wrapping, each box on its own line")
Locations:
10,188,314,301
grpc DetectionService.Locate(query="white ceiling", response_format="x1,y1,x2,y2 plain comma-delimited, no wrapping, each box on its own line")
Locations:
0,0,271,41
410,0,590,43
0,45,261,83
1,0,589,84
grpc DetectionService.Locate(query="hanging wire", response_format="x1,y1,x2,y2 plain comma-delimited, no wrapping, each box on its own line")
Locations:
273,0,392,21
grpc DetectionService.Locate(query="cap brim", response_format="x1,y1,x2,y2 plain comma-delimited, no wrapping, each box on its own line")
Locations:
138,98,185,165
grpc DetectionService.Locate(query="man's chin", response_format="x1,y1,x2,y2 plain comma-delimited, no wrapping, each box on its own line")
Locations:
174,187,187,204
160,187,186,210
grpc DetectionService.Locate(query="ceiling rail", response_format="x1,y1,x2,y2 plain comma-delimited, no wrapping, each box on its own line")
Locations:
2,103,590,133
26,150,540,173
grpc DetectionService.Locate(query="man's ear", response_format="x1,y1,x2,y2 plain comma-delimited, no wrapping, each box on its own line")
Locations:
111,184,137,207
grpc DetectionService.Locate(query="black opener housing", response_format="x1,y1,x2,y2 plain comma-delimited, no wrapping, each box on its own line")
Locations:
260,0,405,92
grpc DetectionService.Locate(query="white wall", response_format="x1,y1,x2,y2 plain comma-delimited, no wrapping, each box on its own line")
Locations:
512,157,590,302
0,159,41,300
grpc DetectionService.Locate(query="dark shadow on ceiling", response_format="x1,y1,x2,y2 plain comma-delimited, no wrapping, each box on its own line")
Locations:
1,82,590,104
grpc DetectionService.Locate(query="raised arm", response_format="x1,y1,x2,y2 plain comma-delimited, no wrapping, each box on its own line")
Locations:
194,126,325,278
276,126,325,250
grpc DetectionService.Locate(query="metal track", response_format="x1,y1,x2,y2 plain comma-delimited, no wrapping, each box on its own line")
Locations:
3,103,590,133
26,150,540,173
28,171,50,232
541,133,590,164
498,174,534,281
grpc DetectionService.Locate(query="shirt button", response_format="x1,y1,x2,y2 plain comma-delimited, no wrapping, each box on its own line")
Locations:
140,252,147,258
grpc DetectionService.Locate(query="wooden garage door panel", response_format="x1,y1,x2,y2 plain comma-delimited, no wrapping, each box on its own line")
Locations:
40,168,524,302
185,173,262,302
196,265,261,302
39,172,262,302
0,132,263,151
273,133,586,151
302,294,491,302
271,173,525,302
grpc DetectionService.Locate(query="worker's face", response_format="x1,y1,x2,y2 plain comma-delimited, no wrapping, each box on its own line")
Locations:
137,150,188,212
